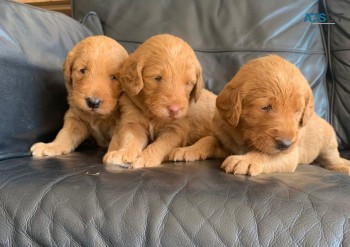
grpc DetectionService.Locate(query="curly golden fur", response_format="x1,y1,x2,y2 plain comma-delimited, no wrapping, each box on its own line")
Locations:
103,34,216,168
171,55,350,176
31,35,128,157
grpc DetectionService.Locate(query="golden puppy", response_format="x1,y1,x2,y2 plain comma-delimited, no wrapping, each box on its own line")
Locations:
103,34,216,168
171,55,350,176
31,36,128,157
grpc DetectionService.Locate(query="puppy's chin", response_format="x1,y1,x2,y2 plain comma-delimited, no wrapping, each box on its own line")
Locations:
256,146,295,155
85,108,114,116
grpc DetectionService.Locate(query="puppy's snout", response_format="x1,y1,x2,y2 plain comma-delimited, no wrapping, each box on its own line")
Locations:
167,105,180,116
276,139,292,151
86,97,102,109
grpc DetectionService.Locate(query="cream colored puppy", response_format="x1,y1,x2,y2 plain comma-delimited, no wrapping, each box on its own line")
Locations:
103,34,216,168
31,36,128,157
171,55,350,176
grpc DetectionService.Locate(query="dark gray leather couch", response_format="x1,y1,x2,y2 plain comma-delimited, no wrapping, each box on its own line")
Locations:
1,0,350,246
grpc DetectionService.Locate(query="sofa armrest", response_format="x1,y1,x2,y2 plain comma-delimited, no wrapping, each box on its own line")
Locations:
0,0,94,160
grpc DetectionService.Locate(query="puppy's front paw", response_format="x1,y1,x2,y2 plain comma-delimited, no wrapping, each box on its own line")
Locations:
169,147,206,162
131,155,162,169
327,164,350,175
30,142,72,157
103,148,140,166
221,155,263,176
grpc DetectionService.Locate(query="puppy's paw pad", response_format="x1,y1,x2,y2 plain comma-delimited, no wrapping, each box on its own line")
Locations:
221,155,262,176
170,147,204,162
169,148,184,161
131,156,161,169
233,161,250,175
30,142,69,157
247,163,263,176
131,157,146,169
221,156,241,173
329,165,350,175
103,148,140,166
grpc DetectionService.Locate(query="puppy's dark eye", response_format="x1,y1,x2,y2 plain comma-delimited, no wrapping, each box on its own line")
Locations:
186,81,195,87
154,75,162,82
79,68,86,74
261,105,272,111
110,75,118,80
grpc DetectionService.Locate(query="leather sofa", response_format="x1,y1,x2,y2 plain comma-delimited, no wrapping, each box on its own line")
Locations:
1,0,350,245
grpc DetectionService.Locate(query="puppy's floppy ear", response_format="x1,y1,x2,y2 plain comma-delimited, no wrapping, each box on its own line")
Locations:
300,86,314,127
62,50,75,87
119,55,144,96
190,70,204,102
216,82,242,127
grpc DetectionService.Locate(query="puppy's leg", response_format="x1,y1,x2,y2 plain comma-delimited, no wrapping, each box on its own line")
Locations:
316,134,350,175
31,110,89,157
103,122,148,166
222,148,299,176
132,125,188,168
169,135,229,161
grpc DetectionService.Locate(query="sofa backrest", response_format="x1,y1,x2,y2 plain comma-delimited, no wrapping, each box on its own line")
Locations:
72,0,340,145
323,0,350,150
73,0,350,151
2,0,349,157
0,0,93,160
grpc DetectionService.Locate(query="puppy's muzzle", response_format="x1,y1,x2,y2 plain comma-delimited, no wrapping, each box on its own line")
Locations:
276,139,292,151
86,97,102,109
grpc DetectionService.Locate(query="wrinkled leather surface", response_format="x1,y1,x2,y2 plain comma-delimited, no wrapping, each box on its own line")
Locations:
1,147,350,246
1,0,350,246
324,0,350,150
0,0,93,160
73,0,329,122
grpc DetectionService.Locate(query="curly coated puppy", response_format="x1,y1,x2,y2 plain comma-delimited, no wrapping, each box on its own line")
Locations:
103,34,216,168
171,55,350,176
31,36,128,157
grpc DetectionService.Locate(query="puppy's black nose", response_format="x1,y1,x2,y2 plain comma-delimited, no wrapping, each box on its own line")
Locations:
86,97,101,109
276,139,292,151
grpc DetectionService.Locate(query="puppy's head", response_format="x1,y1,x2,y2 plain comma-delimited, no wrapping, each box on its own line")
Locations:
118,34,203,119
63,35,128,116
217,55,314,154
